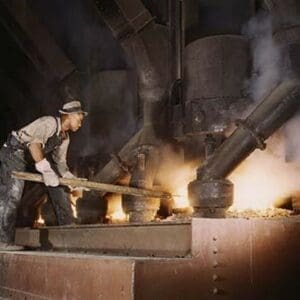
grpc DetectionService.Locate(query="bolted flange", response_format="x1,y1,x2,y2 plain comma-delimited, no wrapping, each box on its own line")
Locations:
188,179,233,218
123,194,160,223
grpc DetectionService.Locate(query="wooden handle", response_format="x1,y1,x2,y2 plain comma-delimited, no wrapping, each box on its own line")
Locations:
12,171,172,199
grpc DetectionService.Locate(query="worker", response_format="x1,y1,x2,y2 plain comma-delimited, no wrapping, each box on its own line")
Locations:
0,100,87,250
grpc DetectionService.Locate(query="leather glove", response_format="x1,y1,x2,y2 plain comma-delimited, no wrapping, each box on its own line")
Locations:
35,158,59,187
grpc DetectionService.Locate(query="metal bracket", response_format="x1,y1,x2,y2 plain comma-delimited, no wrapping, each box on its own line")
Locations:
235,119,266,150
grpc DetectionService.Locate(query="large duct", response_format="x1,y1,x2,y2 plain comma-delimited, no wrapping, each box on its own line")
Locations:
189,79,300,217
95,0,169,222
198,0,300,180
171,0,254,142
188,0,300,217
196,79,300,180
182,35,249,136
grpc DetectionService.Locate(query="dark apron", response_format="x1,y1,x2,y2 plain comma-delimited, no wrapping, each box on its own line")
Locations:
0,117,73,243
7,117,64,157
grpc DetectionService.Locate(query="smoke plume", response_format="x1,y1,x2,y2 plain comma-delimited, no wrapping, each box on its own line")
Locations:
229,10,300,209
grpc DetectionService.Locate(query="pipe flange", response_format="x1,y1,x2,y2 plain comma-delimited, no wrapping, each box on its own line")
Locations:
188,179,233,218
235,119,266,150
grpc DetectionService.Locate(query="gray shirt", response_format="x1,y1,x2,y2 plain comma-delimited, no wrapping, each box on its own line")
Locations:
12,116,70,176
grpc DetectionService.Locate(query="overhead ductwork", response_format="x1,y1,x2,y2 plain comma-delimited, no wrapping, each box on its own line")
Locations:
188,0,300,218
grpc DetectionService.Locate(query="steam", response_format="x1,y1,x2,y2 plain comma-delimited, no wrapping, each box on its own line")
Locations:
156,145,198,209
242,11,283,104
229,11,300,210
229,139,300,210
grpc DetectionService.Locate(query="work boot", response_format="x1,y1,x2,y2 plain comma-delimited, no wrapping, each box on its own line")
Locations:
0,241,24,251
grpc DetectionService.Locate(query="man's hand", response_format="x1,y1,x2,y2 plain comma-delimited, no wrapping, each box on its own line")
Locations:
62,171,76,179
35,158,59,187
62,171,90,194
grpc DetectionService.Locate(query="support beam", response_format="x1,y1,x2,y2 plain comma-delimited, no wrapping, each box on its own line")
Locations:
0,0,76,83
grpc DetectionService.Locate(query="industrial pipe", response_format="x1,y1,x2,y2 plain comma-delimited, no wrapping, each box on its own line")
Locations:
189,79,300,217
197,79,300,180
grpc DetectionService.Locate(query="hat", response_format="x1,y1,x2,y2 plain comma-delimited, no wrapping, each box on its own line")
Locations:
59,100,88,116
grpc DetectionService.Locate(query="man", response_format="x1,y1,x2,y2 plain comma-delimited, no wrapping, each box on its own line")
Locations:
0,100,87,250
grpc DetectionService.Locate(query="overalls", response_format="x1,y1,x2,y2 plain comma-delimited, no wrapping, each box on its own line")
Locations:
0,117,73,243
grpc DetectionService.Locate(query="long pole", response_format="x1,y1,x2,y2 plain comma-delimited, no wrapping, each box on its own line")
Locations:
12,171,172,199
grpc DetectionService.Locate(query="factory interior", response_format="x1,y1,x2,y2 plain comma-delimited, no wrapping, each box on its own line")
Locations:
0,0,300,299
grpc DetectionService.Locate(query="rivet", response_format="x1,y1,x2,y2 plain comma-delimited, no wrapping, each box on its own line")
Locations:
213,248,218,254
212,274,218,281
213,236,217,241
212,287,219,295
213,261,219,268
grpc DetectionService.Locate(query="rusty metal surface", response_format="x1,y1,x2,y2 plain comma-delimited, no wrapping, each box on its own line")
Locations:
0,251,134,300
132,217,300,299
183,35,249,134
191,217,300,299
15,222,191,257
189,179,233,218
3,218,300,299
184,35,249,100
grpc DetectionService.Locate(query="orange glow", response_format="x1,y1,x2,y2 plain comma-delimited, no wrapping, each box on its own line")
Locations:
37,214,45,225
229,146,300,211
106,195,128,222
156,145,197,210
161,164,196,209
70,193,79,218
172,185,192,209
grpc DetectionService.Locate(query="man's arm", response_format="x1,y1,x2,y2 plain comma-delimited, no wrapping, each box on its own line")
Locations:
29,142,59,187
28,143,44,162
52,138,72,177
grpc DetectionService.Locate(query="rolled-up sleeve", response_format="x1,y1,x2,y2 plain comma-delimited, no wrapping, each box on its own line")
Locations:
16,117,57,147
51,137,70,176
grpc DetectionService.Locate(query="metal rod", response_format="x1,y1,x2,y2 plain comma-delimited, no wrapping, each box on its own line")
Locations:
169,0,184,83
12,171,172,199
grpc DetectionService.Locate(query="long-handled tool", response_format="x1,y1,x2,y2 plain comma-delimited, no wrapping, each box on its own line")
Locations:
12,171,173,199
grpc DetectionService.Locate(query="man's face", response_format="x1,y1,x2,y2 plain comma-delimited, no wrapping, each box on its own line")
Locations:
68,113,84,132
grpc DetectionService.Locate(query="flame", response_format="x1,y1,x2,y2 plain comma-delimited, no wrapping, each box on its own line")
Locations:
229,143,300,211
155,145,197,210
70,193,79,218
173,186,191,209
169,165,196,209
110,209,127,221
106,195,128,222
37,214,45,225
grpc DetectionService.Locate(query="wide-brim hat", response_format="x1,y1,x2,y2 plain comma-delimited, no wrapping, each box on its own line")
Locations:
59,100,88,116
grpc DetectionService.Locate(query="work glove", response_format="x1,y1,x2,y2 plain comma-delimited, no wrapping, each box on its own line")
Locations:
35,158,59,187
62,171,89,194
62,171,76,179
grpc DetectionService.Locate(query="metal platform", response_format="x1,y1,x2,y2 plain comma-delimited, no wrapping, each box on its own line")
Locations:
1,217,300,299
15,221,191,257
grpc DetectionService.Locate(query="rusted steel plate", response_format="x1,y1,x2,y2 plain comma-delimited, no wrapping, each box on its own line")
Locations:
0,252,134,300
134,257,205,300
191,217,300,299
15,222,191,257
251,219,300,299
6,218,299,299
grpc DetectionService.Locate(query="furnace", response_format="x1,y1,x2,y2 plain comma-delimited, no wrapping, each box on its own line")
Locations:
0,0,300,299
